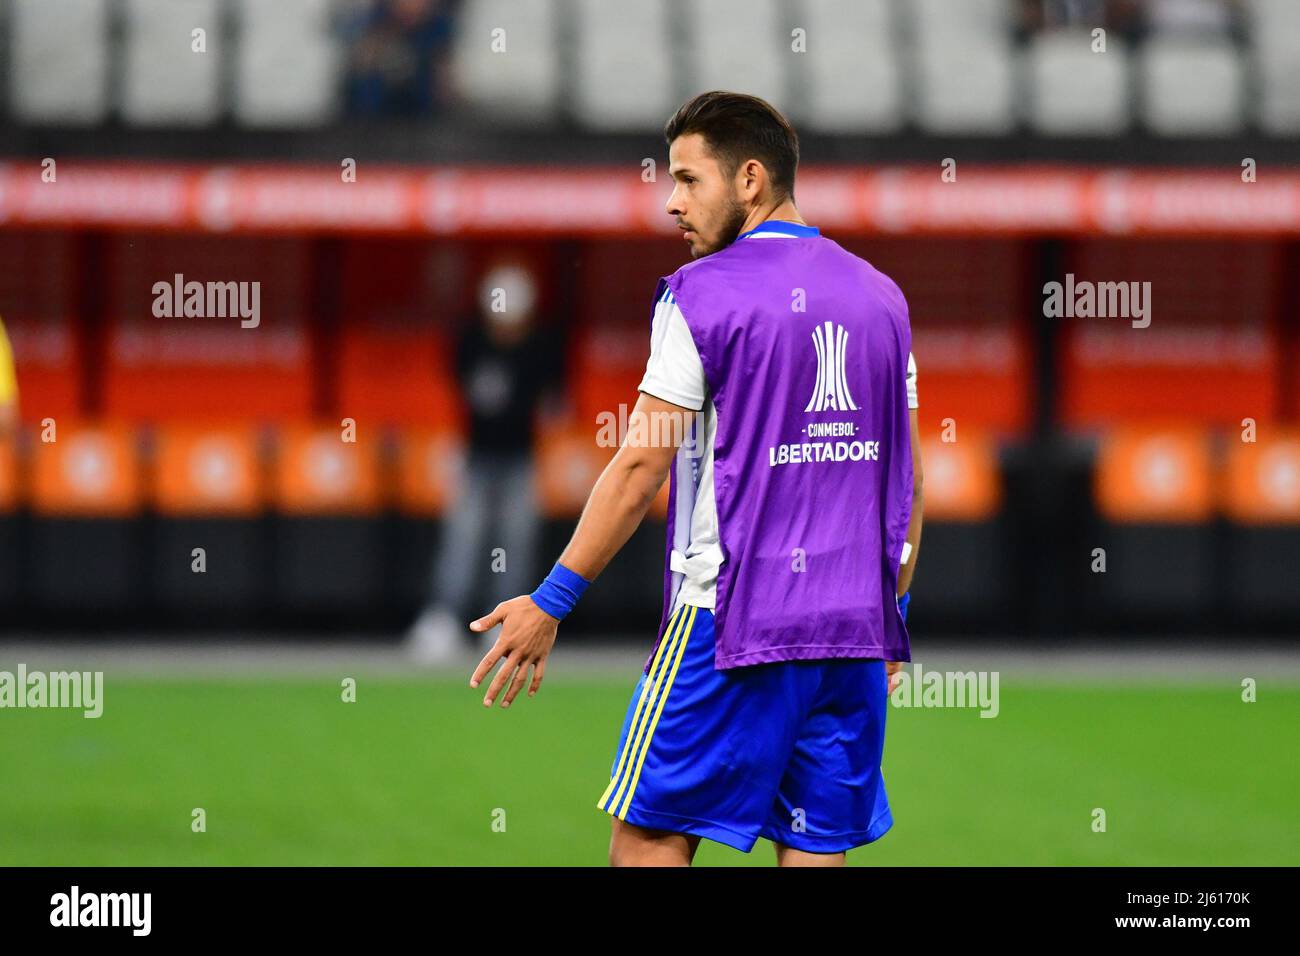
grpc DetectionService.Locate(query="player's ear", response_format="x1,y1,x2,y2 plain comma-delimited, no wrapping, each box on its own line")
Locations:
738,158,765,200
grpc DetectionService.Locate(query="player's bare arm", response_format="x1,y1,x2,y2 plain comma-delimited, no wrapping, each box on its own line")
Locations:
897,407,924,597
469,392,696,708
887,406,923,693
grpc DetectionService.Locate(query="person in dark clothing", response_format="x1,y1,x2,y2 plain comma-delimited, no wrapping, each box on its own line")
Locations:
342,0,461,118
407,262,563,662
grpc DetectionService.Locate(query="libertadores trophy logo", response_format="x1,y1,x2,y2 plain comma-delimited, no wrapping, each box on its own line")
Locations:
805,321,858,412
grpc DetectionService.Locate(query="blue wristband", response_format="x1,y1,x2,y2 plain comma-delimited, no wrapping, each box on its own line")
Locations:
897,591,911,623
530,562,591,621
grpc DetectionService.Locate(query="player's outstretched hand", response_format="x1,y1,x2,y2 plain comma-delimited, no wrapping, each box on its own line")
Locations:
469,595,559,708
886,661,904,695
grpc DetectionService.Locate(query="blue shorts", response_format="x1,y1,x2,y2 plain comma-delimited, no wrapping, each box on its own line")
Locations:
596,603,894,854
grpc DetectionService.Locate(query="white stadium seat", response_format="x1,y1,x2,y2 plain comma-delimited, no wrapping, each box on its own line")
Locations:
914,34,1016,134
9,0,110,124
121,0,222,126
1025,30,1131,136
1248,0,1300,133
1146,0,1234,35
913,0,1009,40
1253,56,1300,134
451,0,561,124
908,0,1014,134
234,0,340,127
684,0,789,113
571,0,674,131
796,0,903,134
1247,0,1300,34
1140,36,1243,136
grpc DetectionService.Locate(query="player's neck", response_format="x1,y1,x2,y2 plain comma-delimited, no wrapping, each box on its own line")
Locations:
739,200,805,237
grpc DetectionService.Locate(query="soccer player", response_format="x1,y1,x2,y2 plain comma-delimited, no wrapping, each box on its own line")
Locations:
469,91,924,867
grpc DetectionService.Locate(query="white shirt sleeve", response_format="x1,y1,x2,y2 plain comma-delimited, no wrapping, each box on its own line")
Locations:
905,351,919,410
638,298,707,411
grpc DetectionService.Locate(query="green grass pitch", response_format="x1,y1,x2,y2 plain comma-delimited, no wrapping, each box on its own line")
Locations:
2,674,1296,865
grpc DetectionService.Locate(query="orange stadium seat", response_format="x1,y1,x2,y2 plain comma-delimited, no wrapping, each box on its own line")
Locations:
918,431,1001,522
535,421,614,519
272,423,382,515
535,419,669,520
394,426,466,516
152,424,264,516
29,421,143,516
1223,431,1300,525
1094,426,1214,524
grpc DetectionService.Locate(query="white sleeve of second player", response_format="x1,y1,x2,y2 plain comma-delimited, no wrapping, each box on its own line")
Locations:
905,351,919,410
638,299,707,411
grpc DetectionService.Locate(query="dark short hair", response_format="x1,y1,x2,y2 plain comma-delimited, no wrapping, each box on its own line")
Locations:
664,91,799,200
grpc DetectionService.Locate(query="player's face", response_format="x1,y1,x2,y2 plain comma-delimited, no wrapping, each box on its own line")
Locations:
666,133,748,259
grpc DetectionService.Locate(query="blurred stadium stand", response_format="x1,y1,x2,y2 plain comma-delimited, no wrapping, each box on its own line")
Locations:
4,0,1300,149
0,0,1298,641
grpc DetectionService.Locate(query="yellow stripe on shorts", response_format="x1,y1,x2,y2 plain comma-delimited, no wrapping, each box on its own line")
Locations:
597,604,689,813
614,604,697,819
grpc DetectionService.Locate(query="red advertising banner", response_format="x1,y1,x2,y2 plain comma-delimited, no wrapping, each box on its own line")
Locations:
2,162,1297,237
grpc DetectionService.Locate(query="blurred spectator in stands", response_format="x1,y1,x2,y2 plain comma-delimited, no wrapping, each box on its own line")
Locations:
342,0,461,117
1016,0,1144,41
1017,0,1242,42
1144,0,1245,41
406,261,564,663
